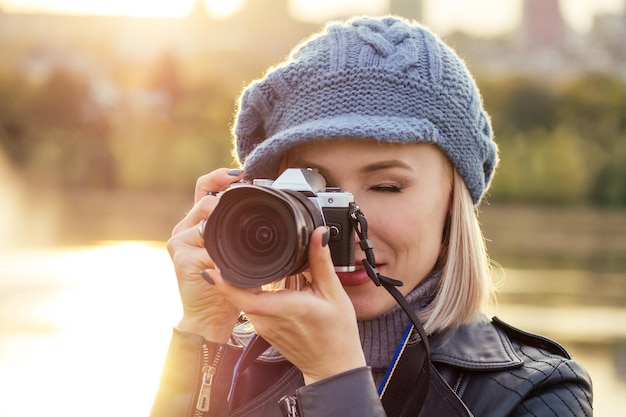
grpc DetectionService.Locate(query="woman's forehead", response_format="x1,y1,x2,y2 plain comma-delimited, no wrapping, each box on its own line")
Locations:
286,138,441,161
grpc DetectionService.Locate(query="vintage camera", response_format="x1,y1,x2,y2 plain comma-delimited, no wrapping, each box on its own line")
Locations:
204,168,356,287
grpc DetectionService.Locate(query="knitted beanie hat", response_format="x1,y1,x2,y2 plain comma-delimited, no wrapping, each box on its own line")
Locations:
233,15,498,204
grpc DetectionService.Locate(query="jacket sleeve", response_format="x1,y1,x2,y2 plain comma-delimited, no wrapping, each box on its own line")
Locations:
149,328,243,417
511,357,593,417
294,367,386,417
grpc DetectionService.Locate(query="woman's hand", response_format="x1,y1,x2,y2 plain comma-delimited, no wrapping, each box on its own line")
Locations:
204,226,366,385
167,168,244,343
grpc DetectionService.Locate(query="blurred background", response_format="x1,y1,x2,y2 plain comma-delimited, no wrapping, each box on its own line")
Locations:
0,0,624,416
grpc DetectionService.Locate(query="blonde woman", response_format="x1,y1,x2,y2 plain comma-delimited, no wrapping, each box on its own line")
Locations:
151,16,592,417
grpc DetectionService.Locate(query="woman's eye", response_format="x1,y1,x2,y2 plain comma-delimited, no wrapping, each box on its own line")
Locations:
370,185,402,193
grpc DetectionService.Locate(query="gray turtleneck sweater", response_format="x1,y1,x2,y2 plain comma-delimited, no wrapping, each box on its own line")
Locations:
357,273,439,388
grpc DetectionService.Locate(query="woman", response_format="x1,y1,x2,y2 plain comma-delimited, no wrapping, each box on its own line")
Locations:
150,16,592,417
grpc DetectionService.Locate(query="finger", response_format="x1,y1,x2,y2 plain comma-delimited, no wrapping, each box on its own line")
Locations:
168,230,214,269
306,226,341,293
190,215,209,248
171,197,218,238
203,268,268,310
194,168,244,204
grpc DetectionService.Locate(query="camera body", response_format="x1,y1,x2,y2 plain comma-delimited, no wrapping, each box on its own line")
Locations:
204,168,356,287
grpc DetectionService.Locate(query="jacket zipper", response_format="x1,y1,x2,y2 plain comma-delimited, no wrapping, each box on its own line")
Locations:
194,343,224,416
452,372,464,394
278,395,300,417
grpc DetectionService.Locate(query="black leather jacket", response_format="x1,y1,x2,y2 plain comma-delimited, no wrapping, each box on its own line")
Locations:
149,316,593,417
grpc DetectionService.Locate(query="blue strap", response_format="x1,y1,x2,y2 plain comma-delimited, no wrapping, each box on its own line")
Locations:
378,323,414,396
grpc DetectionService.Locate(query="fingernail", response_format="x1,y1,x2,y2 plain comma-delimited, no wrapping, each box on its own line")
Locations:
227,168,243,176
200,270,215,285
321,227,331,247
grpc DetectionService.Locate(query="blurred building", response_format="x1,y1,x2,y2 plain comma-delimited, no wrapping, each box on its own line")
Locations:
520,0,566,50
444,0,626,81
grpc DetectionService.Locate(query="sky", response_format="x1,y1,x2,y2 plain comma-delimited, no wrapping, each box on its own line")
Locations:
0,0,624,36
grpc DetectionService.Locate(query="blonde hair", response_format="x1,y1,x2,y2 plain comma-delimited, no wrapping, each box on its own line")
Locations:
419,168,496,334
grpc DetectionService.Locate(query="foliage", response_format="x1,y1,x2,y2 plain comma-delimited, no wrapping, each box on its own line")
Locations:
0,51,240,190
480,73,626,206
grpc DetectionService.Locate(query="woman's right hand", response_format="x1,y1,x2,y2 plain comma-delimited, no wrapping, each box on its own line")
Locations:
166,168,245,343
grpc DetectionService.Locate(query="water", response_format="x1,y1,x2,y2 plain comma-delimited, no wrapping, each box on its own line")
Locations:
0,242,624,416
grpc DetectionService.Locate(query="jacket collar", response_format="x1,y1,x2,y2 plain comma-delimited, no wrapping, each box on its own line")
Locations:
235,316,525,370
429,316,523,370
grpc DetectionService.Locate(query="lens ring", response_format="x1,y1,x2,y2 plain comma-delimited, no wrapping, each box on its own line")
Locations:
205,186,320,287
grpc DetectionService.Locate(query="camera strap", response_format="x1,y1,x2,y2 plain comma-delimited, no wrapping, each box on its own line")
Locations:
350,203,431,417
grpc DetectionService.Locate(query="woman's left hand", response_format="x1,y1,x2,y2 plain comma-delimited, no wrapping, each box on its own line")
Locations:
203,226,366,385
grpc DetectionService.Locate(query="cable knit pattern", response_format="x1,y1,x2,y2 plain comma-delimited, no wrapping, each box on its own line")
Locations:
233,15,498,204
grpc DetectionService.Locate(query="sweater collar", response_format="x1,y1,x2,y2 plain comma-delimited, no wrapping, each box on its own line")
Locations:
358,272,439,372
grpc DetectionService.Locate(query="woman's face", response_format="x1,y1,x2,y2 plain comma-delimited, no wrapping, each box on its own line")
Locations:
285,139,452,319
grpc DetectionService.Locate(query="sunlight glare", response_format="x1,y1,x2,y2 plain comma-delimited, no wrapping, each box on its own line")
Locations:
206,0,244,19
3,0,625,36
1,0,248,18
560,0,625,33
0,242,182,417
4,0,193,18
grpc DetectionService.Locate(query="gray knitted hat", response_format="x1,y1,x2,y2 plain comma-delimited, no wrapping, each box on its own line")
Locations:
233,15,498,204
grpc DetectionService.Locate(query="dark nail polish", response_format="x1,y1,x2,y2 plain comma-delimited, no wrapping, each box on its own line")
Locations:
321,227,331,247
227,168,243,176
200,270,215,285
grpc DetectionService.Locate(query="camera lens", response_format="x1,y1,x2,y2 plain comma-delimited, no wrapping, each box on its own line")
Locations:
237,205,288,259
248,224,274,251
204,185,323,287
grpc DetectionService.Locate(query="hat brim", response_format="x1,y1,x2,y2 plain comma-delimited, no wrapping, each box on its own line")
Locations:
242,114,439,181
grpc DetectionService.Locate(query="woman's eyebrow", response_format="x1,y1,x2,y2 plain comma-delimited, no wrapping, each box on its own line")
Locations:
360,160,412,173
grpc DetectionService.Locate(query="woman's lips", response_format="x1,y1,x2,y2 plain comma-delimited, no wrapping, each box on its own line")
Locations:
336,265,382,286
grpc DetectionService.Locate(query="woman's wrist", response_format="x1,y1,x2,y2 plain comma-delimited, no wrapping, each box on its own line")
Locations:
177,316,235,343
302,349,367,385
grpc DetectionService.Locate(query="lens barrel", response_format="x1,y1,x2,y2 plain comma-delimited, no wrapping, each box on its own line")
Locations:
204,185,324,287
